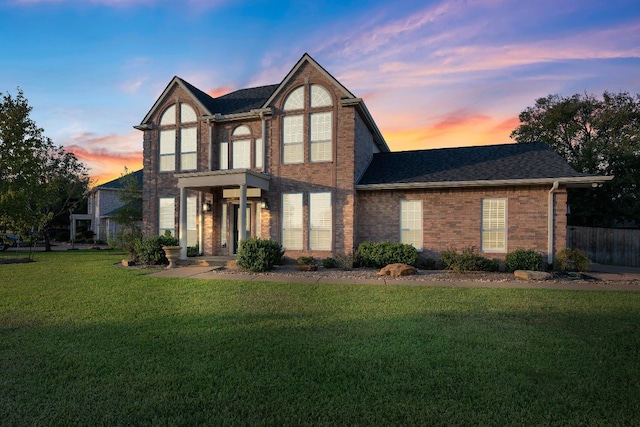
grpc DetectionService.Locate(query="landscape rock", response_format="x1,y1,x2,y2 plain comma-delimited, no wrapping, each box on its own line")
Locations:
377,263,417,277
121,259,136,267
514,270,553,281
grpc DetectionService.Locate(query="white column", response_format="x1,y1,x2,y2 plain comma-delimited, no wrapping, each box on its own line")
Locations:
179,187,187,260
239,184,247,244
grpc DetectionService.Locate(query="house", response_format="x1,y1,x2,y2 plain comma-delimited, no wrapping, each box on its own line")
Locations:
135,53,611,264
86,169,143,241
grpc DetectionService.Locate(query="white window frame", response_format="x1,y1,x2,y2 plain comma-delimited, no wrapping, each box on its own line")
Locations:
400,200,423,250
309,192,332,250
159,197,176,237
159,129,176,172
255,138,263,169
283,115,304,164
310,112,332,162
481,198,507,253
282,193,303,250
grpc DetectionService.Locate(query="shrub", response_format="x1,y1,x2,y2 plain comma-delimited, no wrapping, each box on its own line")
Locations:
554,248,591,272
355,241,418,268
335,253,354,270
296,256,315,266
440,246,500,273
187,245,199,257
236,238,284,272
505,248,544,272
131,232,179,265
323,257,338,268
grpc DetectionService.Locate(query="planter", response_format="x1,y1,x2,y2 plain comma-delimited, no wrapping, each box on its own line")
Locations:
162,245,182,269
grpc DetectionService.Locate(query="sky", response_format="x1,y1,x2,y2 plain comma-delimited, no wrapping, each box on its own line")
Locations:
1,0,639,186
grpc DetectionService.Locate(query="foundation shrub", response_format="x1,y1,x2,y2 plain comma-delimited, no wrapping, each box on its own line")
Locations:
505,248,545,272
440,246,500,273
554,248,591,272
132,232,178,265
355,241,418,268
236,238,285,272
322,257,338,268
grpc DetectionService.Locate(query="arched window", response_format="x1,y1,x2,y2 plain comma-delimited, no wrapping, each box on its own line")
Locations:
158,103,198,172
282,84,333,164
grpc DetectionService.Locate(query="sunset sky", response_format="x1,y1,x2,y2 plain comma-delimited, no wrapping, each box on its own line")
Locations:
1,0,639,186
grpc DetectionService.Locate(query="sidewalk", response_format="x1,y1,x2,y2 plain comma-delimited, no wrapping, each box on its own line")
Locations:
151,264,640,291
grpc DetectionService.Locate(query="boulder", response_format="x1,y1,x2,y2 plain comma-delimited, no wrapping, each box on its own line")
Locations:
121,259,136,267
514,270,553,281
377,263,417,277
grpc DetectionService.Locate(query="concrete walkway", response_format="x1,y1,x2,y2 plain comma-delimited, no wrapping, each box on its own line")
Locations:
150,263,640,291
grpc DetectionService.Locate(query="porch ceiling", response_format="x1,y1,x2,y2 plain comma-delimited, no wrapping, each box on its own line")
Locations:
174,169,270,192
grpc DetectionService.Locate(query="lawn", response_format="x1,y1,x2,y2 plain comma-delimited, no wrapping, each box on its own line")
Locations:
1,250,639,426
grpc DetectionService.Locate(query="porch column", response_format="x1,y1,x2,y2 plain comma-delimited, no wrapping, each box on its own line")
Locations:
239,184,247,245
179,187,187,260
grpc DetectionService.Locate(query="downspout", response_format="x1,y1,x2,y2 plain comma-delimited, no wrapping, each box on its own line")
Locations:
260,111,267,173
547,181,560,266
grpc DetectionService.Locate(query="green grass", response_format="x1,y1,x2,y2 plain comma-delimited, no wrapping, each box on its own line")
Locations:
1,250,639,426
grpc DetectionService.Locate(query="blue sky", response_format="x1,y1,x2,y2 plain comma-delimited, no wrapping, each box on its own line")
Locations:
1,0,639,184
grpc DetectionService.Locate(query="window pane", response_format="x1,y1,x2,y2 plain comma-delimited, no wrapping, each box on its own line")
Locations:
283,86,304,111
221,203,227,247
187,196,197,247
160,154,175,172
283,115,303,164
400,200,422,249
482,199,506,252
232,139,251,169
219,142,228,170
232,125,251,136
180,127,197,171
310,192,331,250
181,104,196,123
310,112,332,162
282,193,302,249
160,105,176,125
255,138,263,169
181,153,197,170
310,85,332,107
159,198,175,235
160,130,175,154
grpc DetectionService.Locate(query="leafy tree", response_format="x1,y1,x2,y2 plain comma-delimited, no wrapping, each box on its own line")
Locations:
0,89,90,254
510,92,640,227
110,167,143,251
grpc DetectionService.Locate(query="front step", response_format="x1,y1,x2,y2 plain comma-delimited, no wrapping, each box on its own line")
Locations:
178,256,235,268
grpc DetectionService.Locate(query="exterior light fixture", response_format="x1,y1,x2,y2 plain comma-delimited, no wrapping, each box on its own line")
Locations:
202,201,212,212
261,198,269,210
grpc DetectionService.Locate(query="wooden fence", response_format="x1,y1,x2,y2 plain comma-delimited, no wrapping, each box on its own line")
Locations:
567,226,640,267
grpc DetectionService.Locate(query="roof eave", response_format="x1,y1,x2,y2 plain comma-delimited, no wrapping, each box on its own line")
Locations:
356,176,614,191
202,108,273,123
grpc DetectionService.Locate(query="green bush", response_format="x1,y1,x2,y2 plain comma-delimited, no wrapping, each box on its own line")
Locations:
355,241,418,268
236,238,284,272
439,246,500,273
187,245,199,257
505,248,544,272
323,257,338,268
554,248,591,272
132,232,179,265
296,256,315,266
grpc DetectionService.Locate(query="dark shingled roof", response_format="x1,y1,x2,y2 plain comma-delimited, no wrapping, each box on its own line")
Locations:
357,142,588,186
96,169,143,190
180,78,279,115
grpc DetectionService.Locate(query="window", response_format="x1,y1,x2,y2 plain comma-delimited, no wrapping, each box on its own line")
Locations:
282,84,333,164
186,196,197,247
401,200,422,250
255,138,263,169
159,103,197,172
310,112,332,162
159,130,176,172
283,115,304,164
219,142,229,170
482,198,507,252
159,197,175,236
282,193,303,249
309,192,332,250
221,203,228,248
232,139,251,169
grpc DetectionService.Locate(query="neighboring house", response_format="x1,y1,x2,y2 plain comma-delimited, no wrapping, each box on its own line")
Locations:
87,170,143,241
135,53,611,263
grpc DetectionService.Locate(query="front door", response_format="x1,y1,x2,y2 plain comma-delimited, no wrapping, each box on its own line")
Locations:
232,204,251,254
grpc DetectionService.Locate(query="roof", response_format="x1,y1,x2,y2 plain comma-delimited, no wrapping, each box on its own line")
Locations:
180,79,279,115
357,142,610,189
96,169,143,190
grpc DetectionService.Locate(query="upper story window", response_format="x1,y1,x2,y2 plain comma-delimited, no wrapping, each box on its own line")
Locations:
220,125,263,171
282,84,333,164
158,103,198,172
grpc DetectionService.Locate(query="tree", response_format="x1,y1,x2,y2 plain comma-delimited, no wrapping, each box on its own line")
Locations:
111,167,143,252
510,92,640,227
0,89,90,254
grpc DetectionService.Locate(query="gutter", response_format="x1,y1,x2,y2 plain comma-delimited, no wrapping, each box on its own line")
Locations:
547,181,560,266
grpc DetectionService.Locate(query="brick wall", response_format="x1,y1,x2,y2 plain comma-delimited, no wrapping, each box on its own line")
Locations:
356,185,568,261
